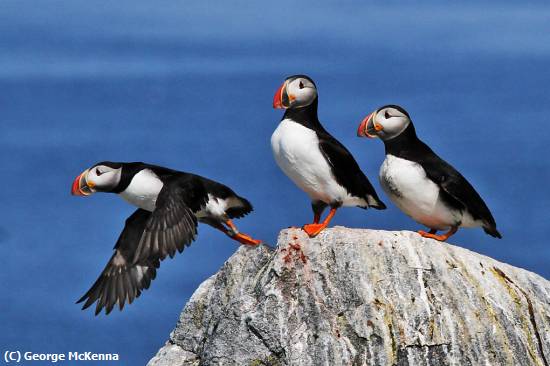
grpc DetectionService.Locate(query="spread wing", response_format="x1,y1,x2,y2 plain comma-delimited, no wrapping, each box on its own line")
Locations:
77,209,160,315
132,176,208,263
317,132,386,209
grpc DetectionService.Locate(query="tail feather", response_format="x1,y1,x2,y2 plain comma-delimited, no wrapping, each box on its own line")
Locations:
226,196,253,219
483,224,502,239
367,195,387,210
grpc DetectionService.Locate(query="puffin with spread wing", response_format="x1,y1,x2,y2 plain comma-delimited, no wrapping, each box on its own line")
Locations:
71,161,260,315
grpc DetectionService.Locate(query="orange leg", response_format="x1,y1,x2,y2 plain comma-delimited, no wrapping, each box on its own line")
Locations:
311,201,327,224
303,208,337,237
418,227,458,242
212,220,261,246
313,212,321,224
225,220,262,246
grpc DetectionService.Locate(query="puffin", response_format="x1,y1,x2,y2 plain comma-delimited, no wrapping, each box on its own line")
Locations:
271,75,386,237
357,105,501,241
71,161,261,315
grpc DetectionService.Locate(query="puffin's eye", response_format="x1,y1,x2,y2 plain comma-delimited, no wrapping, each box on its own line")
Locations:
299,81,304,89
96,168,103,176
384,110,392,119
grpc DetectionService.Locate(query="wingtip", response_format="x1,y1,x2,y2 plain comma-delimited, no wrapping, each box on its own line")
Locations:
94,302,104,316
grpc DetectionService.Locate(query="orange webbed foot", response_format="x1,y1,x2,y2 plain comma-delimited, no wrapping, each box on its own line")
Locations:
302,223,326,237
418,227,457,242
418,228,436,236
233,233,262,246
418,230,443,241
302,207,337,237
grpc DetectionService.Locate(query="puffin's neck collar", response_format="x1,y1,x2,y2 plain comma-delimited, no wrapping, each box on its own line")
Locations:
111,163,145,194
383,123,420,156
283,98,323,130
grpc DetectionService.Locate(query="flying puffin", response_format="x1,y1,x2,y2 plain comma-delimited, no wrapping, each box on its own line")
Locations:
357,105,501,241
71,161,261,315
271,75,386,237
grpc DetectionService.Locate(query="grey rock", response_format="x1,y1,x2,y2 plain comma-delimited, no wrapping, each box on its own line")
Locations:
148,227,550,366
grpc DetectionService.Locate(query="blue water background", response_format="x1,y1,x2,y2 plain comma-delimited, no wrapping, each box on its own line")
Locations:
1,1,549,364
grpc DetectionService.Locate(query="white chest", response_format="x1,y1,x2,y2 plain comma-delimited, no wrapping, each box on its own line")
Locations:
271,119,356,205
379,155,458,229
119,169,164,212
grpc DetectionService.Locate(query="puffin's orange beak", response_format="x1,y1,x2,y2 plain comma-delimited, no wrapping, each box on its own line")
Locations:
357,112,379,138
273,81,288,109
71,169,93,196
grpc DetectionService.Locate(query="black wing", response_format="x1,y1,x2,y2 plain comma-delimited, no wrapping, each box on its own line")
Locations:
77,209,160,315
317,131,386,209
132,176,208,263
413,142,501,238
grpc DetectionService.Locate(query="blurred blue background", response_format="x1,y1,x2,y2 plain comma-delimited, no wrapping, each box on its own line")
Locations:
1,1,549,364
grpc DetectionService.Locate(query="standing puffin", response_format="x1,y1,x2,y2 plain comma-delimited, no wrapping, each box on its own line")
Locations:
271,75,386,237
71,161,261,315
357,105,501,241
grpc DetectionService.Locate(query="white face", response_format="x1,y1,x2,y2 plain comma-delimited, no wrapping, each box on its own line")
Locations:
284,77,317,109
85,164,122,192
367,106,411,141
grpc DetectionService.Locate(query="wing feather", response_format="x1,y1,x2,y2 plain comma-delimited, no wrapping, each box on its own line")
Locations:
76,209,161,315
411,141,501,238
317,132,386,209
132,176,207,263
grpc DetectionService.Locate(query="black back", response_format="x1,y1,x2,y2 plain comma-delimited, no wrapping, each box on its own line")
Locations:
99,161,252,219
107,163,247,205
283,99,386,209
144,163,253,219
384,124,501,237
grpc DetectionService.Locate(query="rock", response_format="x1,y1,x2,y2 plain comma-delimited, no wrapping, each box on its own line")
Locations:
148,227,550,366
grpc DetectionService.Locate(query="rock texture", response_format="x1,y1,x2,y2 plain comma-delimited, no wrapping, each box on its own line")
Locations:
148,227,550,366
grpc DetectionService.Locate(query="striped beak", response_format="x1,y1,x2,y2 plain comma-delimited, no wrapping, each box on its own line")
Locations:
71,169,93,196
273,81,289,109
357,112,378,138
